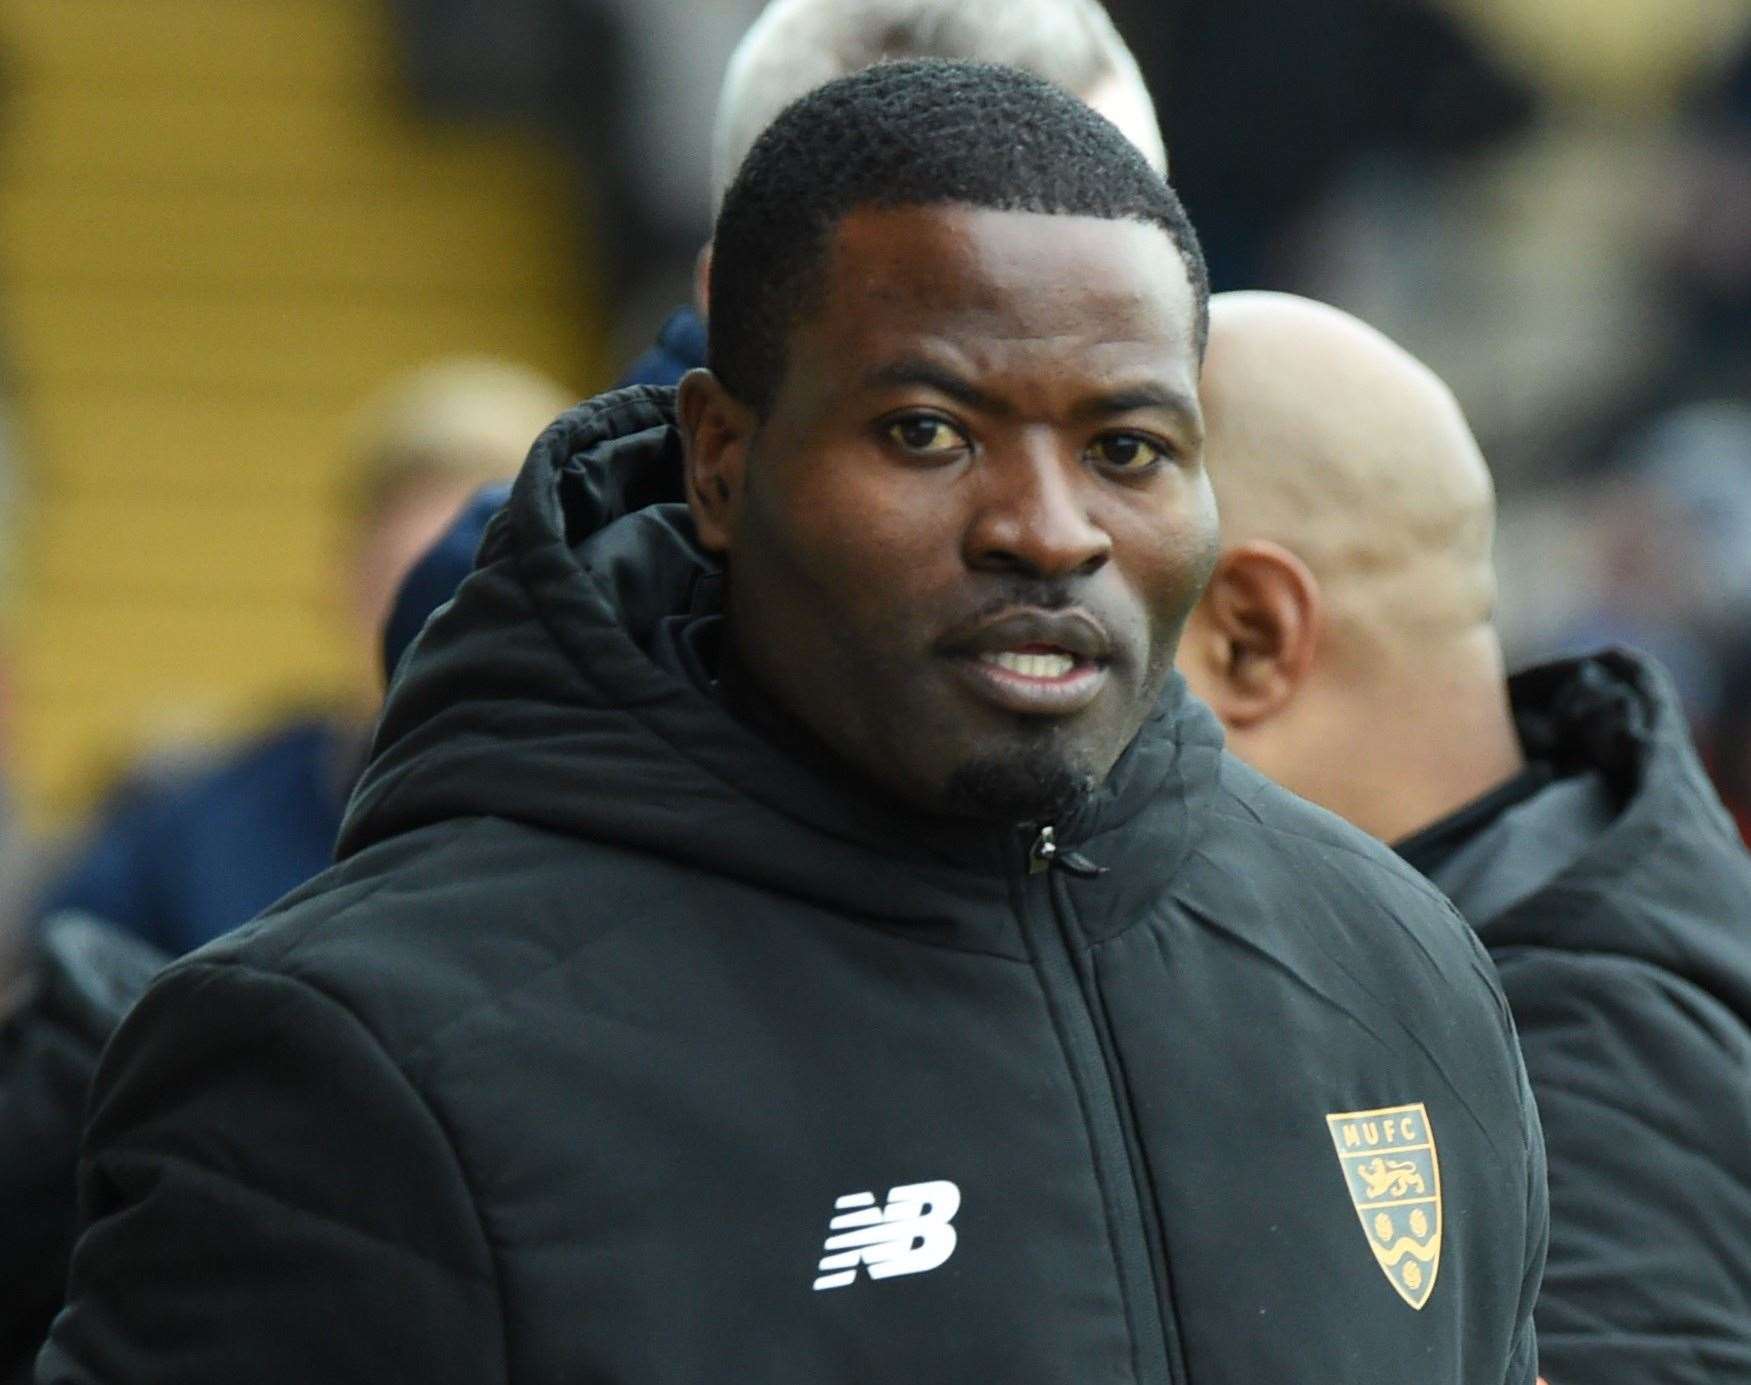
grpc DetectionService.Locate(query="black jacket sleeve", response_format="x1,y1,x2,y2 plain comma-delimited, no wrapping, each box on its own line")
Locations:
37,960,506,1385
1496,947,1751,1384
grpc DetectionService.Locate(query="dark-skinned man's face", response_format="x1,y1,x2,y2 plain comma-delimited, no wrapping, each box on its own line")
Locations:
680,204,1216,822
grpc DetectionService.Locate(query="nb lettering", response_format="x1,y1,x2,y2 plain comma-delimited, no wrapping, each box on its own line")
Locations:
811,1181,961,1292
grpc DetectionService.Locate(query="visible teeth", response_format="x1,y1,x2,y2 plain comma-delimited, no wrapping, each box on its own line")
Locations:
982,650,1075,679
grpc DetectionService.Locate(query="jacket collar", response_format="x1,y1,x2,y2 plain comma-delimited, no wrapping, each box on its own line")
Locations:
1443,649,1751,1018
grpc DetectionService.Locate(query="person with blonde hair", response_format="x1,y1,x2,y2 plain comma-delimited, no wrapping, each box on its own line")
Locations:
35,357,572,956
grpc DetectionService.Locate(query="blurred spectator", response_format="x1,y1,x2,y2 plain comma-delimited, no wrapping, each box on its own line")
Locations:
33,359,573,957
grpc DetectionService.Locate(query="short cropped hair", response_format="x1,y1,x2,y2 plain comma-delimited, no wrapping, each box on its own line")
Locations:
709,59,1208,417
711,0,1166,200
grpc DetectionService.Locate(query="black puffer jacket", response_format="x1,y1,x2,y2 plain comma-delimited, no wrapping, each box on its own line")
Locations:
42,388,1545,1384
1402,651,1751,1383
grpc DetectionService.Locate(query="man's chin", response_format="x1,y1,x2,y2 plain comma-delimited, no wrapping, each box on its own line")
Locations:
939,750,1098,826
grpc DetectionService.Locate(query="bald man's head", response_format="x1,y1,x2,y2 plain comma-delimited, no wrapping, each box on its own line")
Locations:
1178,292,1524,845
1200,292,1497,650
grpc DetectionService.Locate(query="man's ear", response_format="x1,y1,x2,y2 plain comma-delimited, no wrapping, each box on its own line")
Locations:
677,367,755,556
1182,539,1321,729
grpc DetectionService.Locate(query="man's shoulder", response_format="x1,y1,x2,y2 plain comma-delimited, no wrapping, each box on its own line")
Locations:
1180,752,1511,1037
1198,750,1464,921
182,815,653,1063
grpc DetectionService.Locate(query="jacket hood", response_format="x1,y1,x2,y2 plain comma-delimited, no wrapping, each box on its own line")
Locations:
341,386,1225,947
379,305,708,682
1484,648,1751,1019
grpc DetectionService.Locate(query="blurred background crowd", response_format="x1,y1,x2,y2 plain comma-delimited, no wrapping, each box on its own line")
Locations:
0,0,1744,969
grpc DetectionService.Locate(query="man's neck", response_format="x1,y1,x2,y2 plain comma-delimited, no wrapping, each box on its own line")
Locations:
1357,641,1526,846
1277,630,1524,846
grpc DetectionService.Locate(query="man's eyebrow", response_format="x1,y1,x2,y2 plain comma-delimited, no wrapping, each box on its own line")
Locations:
1071,384,1200,426
861,360,1199,430
861,359,1013,416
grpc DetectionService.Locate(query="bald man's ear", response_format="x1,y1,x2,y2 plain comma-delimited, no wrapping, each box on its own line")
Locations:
1180,540,1321,729
678,367,755,556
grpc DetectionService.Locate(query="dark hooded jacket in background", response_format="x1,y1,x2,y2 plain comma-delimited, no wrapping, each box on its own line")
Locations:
1399,650,1751,1383
43,387,1545,1384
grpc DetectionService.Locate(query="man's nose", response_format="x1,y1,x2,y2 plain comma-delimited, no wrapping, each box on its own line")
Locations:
962,441,1112,580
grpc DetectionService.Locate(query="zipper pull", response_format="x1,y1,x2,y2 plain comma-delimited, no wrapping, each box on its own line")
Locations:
1027,824,1057,875
1026,824,1108,878
1059,850,1109,878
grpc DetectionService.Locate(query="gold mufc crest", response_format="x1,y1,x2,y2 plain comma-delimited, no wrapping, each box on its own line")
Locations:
1325,1102,1442,1309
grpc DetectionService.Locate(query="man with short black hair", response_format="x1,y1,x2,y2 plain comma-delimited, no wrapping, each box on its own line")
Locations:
44,64,1544,1384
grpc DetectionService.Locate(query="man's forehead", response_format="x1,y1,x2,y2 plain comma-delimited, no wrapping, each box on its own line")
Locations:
812,203,1197,356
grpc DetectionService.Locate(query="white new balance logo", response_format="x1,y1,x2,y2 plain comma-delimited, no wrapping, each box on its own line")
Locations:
812,1181,961,1291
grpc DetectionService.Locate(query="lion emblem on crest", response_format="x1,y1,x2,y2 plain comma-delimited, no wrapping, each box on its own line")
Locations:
1356,1157,1426,1200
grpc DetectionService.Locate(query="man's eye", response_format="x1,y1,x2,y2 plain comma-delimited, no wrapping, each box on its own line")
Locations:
887,417,964,455
1089,434,1169,472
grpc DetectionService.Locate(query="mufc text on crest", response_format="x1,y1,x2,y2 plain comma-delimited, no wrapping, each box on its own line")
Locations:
1325,1102,1443,1310
812,1181,961,1291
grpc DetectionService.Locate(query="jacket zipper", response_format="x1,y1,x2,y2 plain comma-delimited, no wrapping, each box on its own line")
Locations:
1019,824,1182,1385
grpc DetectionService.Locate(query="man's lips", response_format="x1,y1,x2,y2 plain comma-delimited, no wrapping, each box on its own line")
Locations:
937,608,1112,661
937,609,1112,717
